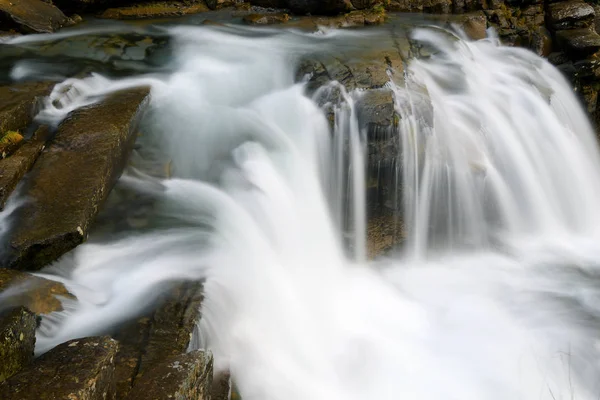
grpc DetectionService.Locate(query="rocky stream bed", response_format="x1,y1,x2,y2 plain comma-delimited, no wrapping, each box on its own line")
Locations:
1,0,600,398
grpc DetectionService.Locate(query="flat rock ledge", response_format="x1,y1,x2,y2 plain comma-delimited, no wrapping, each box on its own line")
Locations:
0,336,119,400
2,87,150,271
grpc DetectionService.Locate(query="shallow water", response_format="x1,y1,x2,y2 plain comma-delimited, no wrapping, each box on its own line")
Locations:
1,17,600,400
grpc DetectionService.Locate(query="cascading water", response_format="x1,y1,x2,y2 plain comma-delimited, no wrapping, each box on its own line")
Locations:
2,21,600,400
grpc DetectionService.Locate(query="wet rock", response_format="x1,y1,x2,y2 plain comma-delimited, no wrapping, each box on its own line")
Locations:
387,0,452,13
111,281,203,397
0,0,69,33
0,336,118,400
3,88,150,271
206,0,239,9
243,13,290,24
458,11,487,40
356,88,395,136
367,211,405,258
0,81,54,134
272,0,354,15
530,26,553,56
136,282,204,376
556,28,600,59
126,350,213,400
0,126,49,209
548,1,594,30
211,371,232,400
0,268,72,314
0,131,23,159
0,307,36,383
99,2,210,19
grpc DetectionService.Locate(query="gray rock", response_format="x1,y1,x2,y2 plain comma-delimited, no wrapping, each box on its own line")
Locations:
126,350,213,400
2,87,150,271
0,307,36,383
556,28,600,59
0,336,119,400
548,1,595,30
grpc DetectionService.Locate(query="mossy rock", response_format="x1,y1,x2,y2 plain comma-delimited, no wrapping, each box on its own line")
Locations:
0,307,36,383
0,131,24,159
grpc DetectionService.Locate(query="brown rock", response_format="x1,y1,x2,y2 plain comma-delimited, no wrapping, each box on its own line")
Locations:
0,81,54,134
243,13,290,25
126,350,213,400
457,11,488,40
0,131,23,159
0,0,69,33
548,1,595,30
3,87,150,271
211,371,232,400
206,0,238,10
136,282,204,377
0,336,119,400
99,2,210,20
0,126,49,210
0,307,36,383
556,28,600,59
0,268,73,315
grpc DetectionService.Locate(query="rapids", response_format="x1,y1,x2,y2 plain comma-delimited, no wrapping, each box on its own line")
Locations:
2,20,600,400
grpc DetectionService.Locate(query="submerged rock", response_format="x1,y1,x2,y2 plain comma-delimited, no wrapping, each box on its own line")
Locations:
0,268,73,315
126,350,213,400
0,0,70,33
0,307,36,383
3,87,150,271
99,2,210,19
0,336,119,400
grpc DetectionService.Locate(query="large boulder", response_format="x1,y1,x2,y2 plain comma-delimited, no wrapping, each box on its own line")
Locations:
548,0,595,30
0,0,71,33
556,28,600,59
0,336,119,400
0,307,36,383
2,87,150,271
0,268,73,315
126,350,213,400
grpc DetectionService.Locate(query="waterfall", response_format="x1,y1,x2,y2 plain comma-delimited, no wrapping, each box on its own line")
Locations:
3,24,600,400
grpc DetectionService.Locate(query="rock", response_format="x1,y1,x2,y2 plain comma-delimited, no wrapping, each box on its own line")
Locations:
136,282,204,376
367,210,405,258
0,307,36,383
2,87,150,271
356,88,396,136
530,26,553,56
556,28,600,59
0,336,119,400
0,0,69,33
0,268,72,315
211,371,232,400
243,13,290,25
0,81,54,135
99,2,210,19
282,0,354,15
126,350,213,400
548,1,595,30
0,126,49,210
0,131,23,159
206,0,238,10
457,11,487,40
387,0,451,13
112,282,203,397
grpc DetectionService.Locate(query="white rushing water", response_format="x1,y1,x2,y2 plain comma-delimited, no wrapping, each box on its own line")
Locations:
4,24,600,400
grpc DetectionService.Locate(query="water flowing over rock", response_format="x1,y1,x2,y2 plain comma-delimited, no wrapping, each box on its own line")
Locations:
0,268,72,314
2,87,149,271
